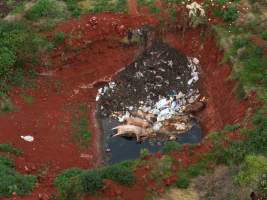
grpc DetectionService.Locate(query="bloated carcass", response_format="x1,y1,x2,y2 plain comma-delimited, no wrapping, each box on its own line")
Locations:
112,125,153,142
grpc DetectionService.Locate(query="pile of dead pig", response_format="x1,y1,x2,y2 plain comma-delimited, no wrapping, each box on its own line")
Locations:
96,40,205,142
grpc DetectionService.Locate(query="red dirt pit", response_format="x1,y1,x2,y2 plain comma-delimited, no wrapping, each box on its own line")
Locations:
0,4,254,200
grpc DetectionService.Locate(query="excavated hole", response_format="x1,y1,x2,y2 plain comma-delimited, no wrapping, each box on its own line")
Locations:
96,32,203,164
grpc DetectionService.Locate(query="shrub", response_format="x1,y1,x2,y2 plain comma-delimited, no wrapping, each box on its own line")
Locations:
0,157,36,197
261,31,267,40
223,124,241,132
0,144,22,156
53,32,65,46
64,0,81,17
80,170,103,194
140,148,150,159
187,161,207,177
223,7,239,22
150,156,173,182
102,163,135,186
235,155,267,186
176,171,190,189
162,141,182,154
90,0,127,13
25,0,68,21
55,168,84,200
0,156,14,168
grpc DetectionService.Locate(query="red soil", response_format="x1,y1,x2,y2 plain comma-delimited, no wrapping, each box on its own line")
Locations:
0,13,157,200
0,2,253,200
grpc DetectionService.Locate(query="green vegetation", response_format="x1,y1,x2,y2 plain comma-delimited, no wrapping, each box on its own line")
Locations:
63,0,82,17
261,31,267,41
25,0,69,21
55,160,135,197
89,0,127,13
150,156,173,182
0,156,36,197
0,95,14,113
0,21,51,94
137,0,160,14
235,155,267,186
223,123,241,132
175,170,190,189
140,148,150,159
72,104,92,148
53,32,66,46
162,141,182,154
0,144,23,156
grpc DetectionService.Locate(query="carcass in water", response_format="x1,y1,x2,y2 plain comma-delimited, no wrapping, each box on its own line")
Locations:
112,125,153,141
124,116,151,128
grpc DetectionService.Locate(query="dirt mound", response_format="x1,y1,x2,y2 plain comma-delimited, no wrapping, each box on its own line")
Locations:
97,40,199,118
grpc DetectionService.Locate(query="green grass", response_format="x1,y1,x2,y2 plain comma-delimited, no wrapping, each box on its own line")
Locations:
21,93,35,104
150,156,173,183
162,141,182,154
53,32,65,46
0,156,36,197
25,0,69,21
0,95,14,113
176,170,190,189
89,0,127,13
55,160,135,197
72,104,92,148
0,144,23,156
0,20,51,94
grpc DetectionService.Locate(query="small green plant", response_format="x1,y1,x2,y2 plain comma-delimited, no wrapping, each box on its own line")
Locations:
261,31,267,41
0,156,36,197
53,32,65,46
223,6,239,22
64,0,81,17
72,104,92,148
187,161,207,177
90,0,127,13
176,170,190,189
21,94,35,104
101,161,135,186
162,141,182,154
0,144,22,156
80,170,104,194
140,148,150,159
0,96,14,113
223,123,241,132
150,156,173,182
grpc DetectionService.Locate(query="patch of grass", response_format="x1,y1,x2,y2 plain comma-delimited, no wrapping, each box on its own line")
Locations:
150,156,173,182
140,148,150,159
21,93,34,104
25,0,69,21
176,170,190,189
223,123,241,132
0,20,51,94
55,160,135,196
0,156,36,197
72,104,92,148
63,0,81,17
0,95,14,113
0,144,22,156
235,155,267,186
187,161,208,177
261,31,267,41
53,32,65,46
162,141,182,154
90,0,127,13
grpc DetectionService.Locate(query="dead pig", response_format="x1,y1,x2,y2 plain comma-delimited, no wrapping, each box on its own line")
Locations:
124,117,151,128
112,125,152,142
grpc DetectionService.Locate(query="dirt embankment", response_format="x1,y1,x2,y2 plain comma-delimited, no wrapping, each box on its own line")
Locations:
165,29,248,134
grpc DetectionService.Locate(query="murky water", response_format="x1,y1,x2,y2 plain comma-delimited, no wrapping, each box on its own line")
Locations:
99,117,202,164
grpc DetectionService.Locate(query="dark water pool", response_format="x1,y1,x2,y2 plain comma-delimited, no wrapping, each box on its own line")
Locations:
99,117,202,164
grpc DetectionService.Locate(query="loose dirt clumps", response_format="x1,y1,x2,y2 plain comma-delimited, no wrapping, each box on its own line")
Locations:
96,36,202,142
